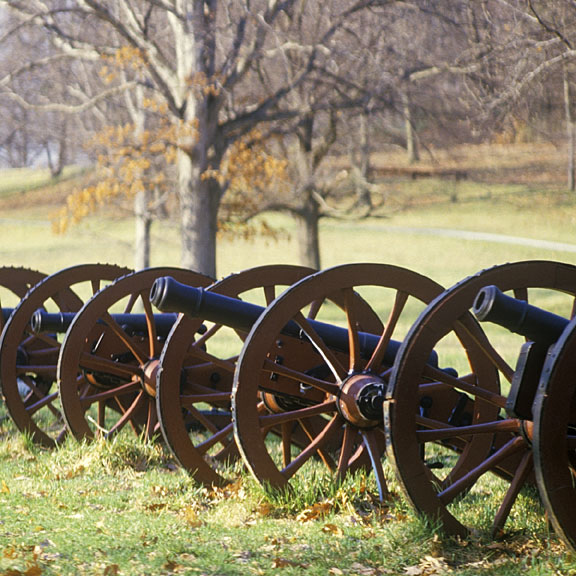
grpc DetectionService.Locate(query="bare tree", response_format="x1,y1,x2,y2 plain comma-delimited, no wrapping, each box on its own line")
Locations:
1,0,395,276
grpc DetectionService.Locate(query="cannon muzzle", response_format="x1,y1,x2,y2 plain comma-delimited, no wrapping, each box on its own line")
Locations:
151,276,439,368
472,285,569,345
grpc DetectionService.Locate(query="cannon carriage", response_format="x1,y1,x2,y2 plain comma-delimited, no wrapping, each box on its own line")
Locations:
2,260,576,551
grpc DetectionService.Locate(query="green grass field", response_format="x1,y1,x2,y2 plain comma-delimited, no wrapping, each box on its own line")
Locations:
2,151,576,575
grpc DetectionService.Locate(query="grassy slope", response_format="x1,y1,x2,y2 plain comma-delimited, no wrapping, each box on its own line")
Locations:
2,144,576,574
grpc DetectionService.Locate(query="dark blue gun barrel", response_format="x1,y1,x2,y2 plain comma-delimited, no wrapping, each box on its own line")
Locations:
30,309,180,338
472,285,569,344
150,275,438,368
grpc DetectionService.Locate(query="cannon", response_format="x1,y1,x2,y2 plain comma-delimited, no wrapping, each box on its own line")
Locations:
154,264,317,486
55,264,321,459
384,260,576,540
471,281,576,552
0,264,132,446
53,267,213,442
152,263,446,499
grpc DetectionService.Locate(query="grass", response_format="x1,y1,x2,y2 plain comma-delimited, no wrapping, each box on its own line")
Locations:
0,166,85,198
3,144,576,574
0,427,573,576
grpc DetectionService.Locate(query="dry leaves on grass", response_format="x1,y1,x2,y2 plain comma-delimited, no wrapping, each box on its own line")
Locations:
404,555,452,575
296,501,333,522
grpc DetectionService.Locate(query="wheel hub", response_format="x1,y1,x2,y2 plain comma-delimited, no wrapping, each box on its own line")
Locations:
140,359,160,397
337,373,386,428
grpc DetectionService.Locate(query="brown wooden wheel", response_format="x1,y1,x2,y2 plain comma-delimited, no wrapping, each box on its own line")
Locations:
57,268,212,442
0,264,130,446
385,260,576,539
232,263,444,499
533,317,576,551
0,267,47,332
156,264,316,486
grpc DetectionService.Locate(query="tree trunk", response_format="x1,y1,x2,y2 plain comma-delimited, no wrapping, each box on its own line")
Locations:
177,149,219,278
296,192,321,270
134,189,151,270
359,112,371,178
403,91,419,165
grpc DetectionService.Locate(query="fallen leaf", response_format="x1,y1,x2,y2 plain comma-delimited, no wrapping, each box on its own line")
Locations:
350,562,377,575
24,564,42,576
255,502,273,516
322,523,343,536
1,480,10,494
181,506,203,528
272,557,309,569
296,501,333,522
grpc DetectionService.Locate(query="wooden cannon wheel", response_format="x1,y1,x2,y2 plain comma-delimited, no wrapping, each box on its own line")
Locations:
0,264,130,447
231,263,444,499
386,260,576,539
155,264,316,487
533,316,576,551
57,267,212,442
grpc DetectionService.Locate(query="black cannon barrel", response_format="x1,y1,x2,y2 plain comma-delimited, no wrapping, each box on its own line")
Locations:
150,276,438,368
472,285,569,344
31,309,180,338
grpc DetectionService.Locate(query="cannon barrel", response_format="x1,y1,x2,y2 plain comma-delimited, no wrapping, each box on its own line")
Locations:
472,285,569,344
30,309,180,338
150,276,438,367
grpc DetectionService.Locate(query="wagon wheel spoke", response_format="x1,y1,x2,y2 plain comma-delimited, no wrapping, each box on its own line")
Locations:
262,357,340,396
79,351,140,381
103,390,147,439
263,284,277,305
182,346,237,373
438,436,527,505
306,298,325,321
184,402,227,437
139,295,158,358
297,417,337,470
415,417,521,443
258,400,337,429
342,287,363,372
492,449,533,537
422,365,508,409
196,422,235,455
361,428,388,500
256,401,339,473
456,316,515,382
99,312,150,366
336,426,361,479
79,380,141,407
293,311,348,382
280,415,344,480
366,290,409,373
23,389,60,418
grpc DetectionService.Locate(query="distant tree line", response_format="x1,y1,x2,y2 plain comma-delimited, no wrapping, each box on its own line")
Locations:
0,1,575,274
